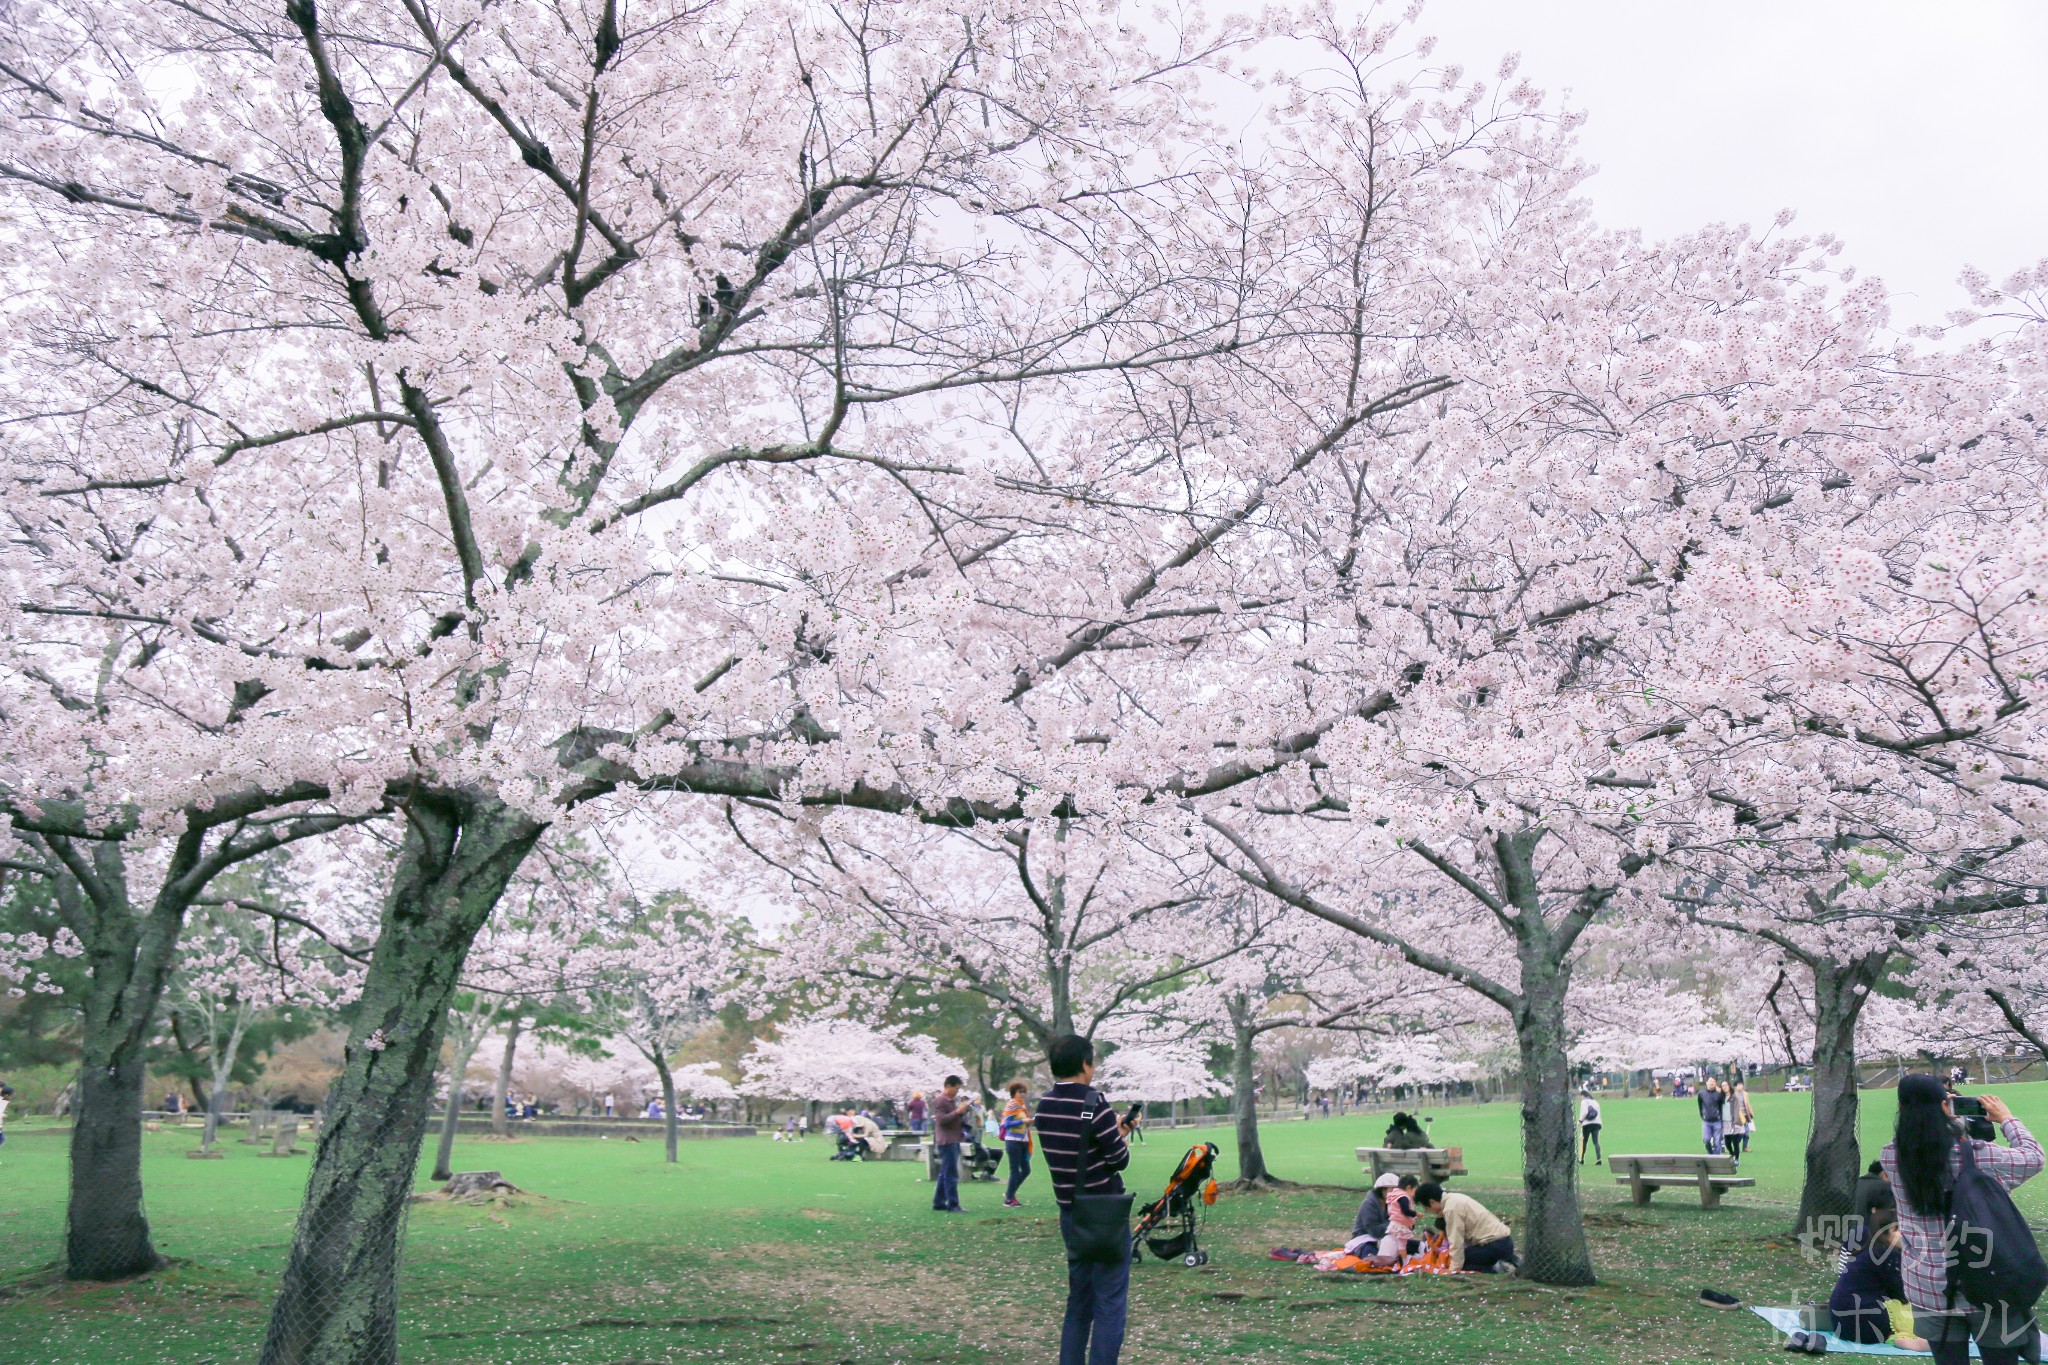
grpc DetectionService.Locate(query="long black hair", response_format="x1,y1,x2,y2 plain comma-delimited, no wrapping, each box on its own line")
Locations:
1893,1072,1958,1216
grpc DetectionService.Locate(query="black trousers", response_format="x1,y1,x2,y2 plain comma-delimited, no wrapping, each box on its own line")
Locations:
1917,1304,2043,1365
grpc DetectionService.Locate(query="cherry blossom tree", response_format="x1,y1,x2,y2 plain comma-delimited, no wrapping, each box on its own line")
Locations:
1100,904,1444,1186
741,811,1259,1047
425,909,591,1181
17,0,2037,1335
0,0,1509,1343
0,809,368,1281
1189,202,2028,1282
740,1018,966,1108
171,906,354,1155
569,903,748,1162
1091,1037,1226,1107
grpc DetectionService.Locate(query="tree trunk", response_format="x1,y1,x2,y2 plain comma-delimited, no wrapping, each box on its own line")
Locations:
202,1085,227,1152
61,840,176,1281
200,1016,248,1155
67,1046,161,1280
1227,999,1279,1187
1511,954,1596,1287
430,1028,486,1184
651,1051,680,1164
1795,957,1877,1243
258,791,543,1365
491,1018,524,1139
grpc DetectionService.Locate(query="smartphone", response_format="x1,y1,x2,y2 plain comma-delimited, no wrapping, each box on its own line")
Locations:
1952,1095,1997,1142
1124,1103,1143,1127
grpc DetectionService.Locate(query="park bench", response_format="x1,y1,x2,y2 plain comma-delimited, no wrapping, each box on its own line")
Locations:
1356,1146,1467,1183
1609,1153,1754,1208
240,1109,282,1145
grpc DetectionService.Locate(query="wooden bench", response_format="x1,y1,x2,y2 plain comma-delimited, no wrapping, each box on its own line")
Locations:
1357,1146,1467,1183
1609,1153,1754,1208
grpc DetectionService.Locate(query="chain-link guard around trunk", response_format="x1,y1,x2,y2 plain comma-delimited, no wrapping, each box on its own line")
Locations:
1512,967,1598,1287
66,1055,164,1280
1794,959,1878,1248
258,792,543,1365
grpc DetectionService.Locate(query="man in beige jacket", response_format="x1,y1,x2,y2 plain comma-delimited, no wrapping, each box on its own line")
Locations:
1415,1183,1518,1275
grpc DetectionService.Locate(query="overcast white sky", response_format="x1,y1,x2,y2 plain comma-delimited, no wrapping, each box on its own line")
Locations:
1412,0,2048,328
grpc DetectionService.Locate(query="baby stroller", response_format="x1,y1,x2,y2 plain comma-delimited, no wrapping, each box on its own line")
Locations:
1132,1143,1220,1266
961,1135,1003,1182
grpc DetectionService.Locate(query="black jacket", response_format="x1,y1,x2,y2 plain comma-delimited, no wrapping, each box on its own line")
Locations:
1384,1122,1430,1150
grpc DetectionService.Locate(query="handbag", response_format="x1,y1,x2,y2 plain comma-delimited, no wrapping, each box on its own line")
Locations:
1061,1097,1133,1264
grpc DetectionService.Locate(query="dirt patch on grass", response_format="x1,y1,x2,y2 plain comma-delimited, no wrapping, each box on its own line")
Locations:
698,1255,1046,1338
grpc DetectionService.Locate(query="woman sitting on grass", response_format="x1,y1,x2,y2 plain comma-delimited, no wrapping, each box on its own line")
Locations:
1826,1215,1929,1351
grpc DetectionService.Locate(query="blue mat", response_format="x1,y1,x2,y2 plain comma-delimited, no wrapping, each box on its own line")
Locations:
1752,1305,2048,1357
1750,1306,1926,1355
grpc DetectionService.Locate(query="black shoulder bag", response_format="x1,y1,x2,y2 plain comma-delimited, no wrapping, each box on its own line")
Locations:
1063,1096,1134,1265
1949,1139,2048,1314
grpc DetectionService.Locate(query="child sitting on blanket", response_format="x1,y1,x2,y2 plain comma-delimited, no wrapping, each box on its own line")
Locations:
1826,1218,1930,1351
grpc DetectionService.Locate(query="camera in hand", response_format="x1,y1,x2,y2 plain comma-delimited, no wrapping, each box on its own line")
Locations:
1952,1095,1998,1142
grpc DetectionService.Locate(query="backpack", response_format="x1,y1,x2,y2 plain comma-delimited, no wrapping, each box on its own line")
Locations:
1948,1141,2048,1312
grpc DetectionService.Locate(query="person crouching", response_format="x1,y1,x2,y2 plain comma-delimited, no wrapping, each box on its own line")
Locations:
1416,1182,1518,1275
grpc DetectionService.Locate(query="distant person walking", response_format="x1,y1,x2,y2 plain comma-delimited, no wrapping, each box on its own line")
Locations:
1578,1094,1603,1165
1697,1077,1726,1155
1723,1081,1754,1168
907,1090,928,1135
930,1076,966,1212
0,1082,12,1155
1034,1034,1134,1365
1000,1081,1034,1206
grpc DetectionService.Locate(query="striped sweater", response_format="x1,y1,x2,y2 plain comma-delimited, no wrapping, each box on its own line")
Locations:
1032,1082,1129,1208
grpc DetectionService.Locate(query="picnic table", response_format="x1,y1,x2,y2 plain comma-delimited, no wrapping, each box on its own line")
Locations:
877,1132,925,1162
1356,1146,1467,1183
1608,1152,1754,1208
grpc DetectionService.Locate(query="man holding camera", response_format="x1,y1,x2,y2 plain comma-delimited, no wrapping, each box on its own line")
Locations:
1034,1034,1134,1365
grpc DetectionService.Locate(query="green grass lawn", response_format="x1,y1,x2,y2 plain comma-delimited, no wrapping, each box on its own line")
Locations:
3,1083,2045,1364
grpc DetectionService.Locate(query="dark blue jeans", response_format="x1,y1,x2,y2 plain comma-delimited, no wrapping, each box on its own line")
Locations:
1058,1208,1129,1365
931,1142,960,1210
1004,1140,1032,1200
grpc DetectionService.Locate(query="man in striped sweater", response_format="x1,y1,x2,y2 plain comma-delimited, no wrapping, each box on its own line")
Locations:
1033,1034,1133,1365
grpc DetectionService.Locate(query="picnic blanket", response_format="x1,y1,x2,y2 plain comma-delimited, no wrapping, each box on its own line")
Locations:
1269,1242,1468,1276
1750,1305,2048,1357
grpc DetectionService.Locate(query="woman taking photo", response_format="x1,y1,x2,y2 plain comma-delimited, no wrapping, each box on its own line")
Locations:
1881,1075,2043,1365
